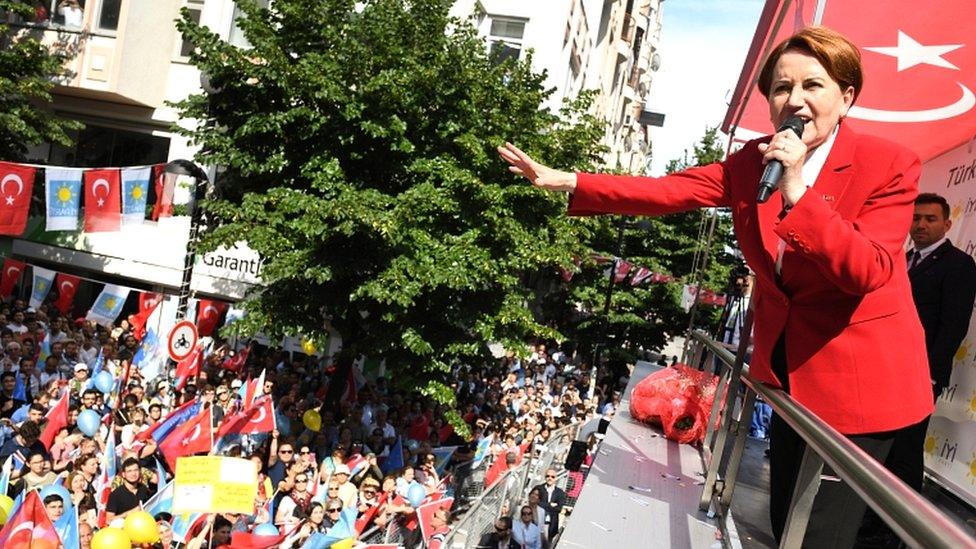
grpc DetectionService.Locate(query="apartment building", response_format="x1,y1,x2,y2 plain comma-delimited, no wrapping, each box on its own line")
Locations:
450,0,665,174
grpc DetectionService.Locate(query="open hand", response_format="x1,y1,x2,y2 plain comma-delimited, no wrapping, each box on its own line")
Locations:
497,142,577,193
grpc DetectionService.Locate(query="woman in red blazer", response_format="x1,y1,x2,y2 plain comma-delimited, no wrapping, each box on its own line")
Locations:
499,27,933,547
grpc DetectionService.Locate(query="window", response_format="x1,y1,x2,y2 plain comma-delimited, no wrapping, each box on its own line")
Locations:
7,0,86,30
48,123,171,168
178,0,205,59
487,17,526,64
229,0,270,49
97,0,122,31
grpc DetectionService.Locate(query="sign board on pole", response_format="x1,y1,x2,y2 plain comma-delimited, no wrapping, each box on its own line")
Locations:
167,320,199,362
172,456,257,514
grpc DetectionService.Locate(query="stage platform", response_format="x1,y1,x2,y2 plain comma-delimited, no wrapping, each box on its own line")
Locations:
558,360,743,549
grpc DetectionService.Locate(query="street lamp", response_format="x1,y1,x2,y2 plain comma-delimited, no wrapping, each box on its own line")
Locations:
163,159,209,320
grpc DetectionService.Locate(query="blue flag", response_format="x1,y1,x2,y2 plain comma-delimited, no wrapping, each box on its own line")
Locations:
432,445,458,476
85,284,130,328
144,479,174,517
381,437,404,474
54,506,80,548
472,434,493,468
45,167,83,231
302,507,358,548
121,167,151,226
12,373,26,401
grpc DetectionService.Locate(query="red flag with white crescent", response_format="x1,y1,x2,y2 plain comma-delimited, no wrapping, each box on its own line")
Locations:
0,257,25,298
216,396,275,440
174,344,203,392
158,407,213,470
417,496,454,547
0,491,61,547
84,169,122,232
613,260,632,283
630,266,653,286
151,164,175,220
724,1,976,162
52,272,81,315
195,299,229,337
0,162,35,236
38,389,69,450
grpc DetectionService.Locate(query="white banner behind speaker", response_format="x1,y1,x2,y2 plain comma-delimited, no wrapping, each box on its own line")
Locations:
917,136,976,508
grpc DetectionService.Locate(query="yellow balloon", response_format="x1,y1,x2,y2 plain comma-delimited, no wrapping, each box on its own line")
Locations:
331,538,356,549
124,509,161,544
303,408,322,432
301,338,317,355
0,494,12,525
92,526,132,549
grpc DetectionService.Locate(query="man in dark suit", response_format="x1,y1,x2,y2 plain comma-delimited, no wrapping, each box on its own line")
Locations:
475,517,519,549
906,193,976,400
533,468,567,541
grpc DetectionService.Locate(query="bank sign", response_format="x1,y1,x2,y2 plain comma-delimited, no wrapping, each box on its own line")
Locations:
195,243,263,286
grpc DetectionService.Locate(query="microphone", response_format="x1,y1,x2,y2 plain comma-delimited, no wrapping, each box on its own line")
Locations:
756,116,806,204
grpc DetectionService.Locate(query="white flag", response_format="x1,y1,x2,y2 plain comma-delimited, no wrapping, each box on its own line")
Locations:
29,266,56,309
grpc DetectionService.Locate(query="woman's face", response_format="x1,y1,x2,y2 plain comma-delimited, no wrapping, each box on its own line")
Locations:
214,525,231,545
310,505,325,524
767,50,854,150
71,474,87,491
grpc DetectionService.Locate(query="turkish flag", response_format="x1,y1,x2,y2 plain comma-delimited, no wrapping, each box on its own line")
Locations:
228,530,292,549
174,344,203,392
51,272,81,315
84,169,122,232
0,162,35,236
482,451,510,488
216,396,275,440
355,492,388,534
151,163,175,220
724,1,976,162
38,390,69,450
418,497,454,546
221,345,250,373
158,407,213,470
196,299,228,337
0,491,61,547
613,260,631,283
0,257,25,297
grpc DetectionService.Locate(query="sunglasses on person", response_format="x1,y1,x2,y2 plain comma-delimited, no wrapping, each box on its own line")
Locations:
327,507,342,513
295,477,308,483
495,526,509,533
363,489,376,495
521,511,534,516
279,449,293,455
299,450,309,455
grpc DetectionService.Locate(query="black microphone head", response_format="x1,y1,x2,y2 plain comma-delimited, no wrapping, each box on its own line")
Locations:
780,116,806,138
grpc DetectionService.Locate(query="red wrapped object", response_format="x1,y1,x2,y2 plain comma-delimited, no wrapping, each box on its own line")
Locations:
629,364,719,445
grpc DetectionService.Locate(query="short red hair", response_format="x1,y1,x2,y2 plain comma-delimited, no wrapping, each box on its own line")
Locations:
757,26,863,101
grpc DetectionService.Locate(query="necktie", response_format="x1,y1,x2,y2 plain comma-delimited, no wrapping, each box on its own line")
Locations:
910,251,921,269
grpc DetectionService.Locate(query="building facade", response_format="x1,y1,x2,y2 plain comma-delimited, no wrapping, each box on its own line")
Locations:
450,0,665,174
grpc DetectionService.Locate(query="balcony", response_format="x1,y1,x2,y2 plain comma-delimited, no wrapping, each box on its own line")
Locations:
614,12,637,58
6,0,183,107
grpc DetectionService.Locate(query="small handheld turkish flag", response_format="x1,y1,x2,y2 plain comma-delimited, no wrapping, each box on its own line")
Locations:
0,162,35,235
84,169,122,232
0,257,25,298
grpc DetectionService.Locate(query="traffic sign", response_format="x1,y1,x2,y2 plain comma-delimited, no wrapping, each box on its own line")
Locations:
168,320,199,362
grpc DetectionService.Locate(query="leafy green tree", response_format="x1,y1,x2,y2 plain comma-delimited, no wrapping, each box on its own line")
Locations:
174,0,605,415
0,0,80,160
546,126,737,366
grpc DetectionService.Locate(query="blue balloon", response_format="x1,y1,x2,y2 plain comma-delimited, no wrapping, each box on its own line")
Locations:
253,522,279,536
407,481,426,507
77,409,101,437
40,483,73,511
94,370,114,394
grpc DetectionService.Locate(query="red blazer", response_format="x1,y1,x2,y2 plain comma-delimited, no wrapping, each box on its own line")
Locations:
569,124,933,434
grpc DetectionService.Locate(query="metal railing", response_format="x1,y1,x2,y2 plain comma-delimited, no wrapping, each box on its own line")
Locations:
689,329,976,548
443,422,582,548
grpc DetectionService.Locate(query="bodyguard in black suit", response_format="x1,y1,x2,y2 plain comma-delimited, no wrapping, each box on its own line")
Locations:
906,193,976,398
892,193,976,492
533,468,567,541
